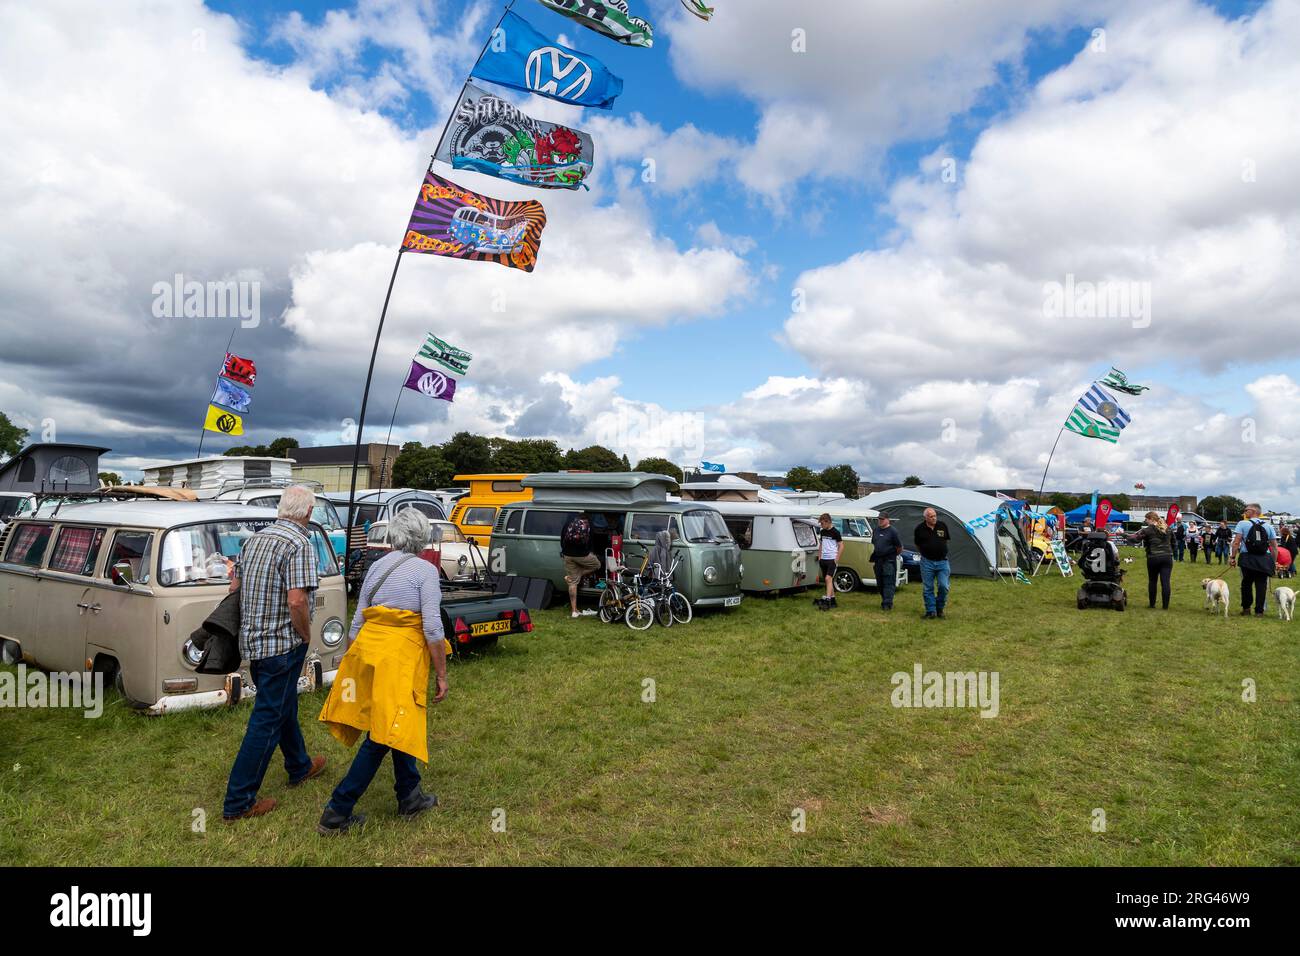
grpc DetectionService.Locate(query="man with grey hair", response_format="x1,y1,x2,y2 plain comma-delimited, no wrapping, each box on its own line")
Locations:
1230,502,1278,616
222,484,327,821
317,506,446,834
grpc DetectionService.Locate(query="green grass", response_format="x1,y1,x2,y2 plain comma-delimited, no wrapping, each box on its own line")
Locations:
2,550,1298,865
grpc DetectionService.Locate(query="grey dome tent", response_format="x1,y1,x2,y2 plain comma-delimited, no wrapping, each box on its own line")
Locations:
857,487,1033,577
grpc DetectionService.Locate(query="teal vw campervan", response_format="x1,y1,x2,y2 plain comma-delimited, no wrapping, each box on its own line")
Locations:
488,473,743,609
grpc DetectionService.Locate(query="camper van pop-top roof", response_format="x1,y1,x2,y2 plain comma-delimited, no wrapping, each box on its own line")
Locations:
521,472,679,507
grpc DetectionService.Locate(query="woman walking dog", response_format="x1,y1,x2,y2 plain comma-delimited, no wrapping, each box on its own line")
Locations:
1128,511,1175,610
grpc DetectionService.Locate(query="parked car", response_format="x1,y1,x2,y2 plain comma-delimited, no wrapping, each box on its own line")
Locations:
448,473,532,547
0,501,347,714
698,501,819,594
212,483,348,559
362,517,488,581
491,472,742,609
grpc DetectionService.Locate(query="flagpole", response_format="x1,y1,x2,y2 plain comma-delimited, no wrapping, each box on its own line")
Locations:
197,325,238,459
1033,425,1066,510
344,250,405,578
374,380,407,498
430,0,517,165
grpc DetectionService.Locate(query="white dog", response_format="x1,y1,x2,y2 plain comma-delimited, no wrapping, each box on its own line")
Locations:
1274,586,1296,621
1202,578,1230,618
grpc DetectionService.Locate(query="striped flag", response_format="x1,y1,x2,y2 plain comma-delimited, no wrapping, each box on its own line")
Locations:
1065,405,1120,443
1099,367,1149,395
1014,568,1032,584
1078,382,1131,430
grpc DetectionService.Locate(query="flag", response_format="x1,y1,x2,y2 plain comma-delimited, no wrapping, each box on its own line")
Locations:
203,404,244,436
1014,568,1032,584
472,11,624,110
1099,367,1149,395
403,361,458,402
700,461,725,473
212,377,252,413
1095,498,1113,529
437,83,594,190
417,332,472,375
1078,382,1131,430
1065,406,1120,443
682,0,714,20
535,0,654,48
222,352,256,387
1166,504,1180,527
1134,482,1146,490
402,170,547,272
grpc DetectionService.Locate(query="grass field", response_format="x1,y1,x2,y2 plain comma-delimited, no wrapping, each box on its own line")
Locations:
2,548,1298,866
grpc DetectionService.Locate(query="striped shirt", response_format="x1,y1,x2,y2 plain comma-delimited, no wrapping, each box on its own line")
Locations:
236,519,318,660
350,550,445,646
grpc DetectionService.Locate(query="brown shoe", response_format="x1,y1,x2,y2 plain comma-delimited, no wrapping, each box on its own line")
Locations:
288,756,327,787
223,797,277,822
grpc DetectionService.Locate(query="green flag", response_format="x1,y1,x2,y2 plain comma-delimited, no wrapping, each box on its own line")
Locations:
417,332,472,376
1014,568,1032,584
1065,405,1120,443
1099,367,1149,395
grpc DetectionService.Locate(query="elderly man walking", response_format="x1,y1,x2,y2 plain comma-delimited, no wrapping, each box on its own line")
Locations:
913,507,952,619
1230,503,1278,616
222,485,327,821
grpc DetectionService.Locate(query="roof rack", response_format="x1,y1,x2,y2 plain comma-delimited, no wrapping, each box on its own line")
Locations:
214,477,324,496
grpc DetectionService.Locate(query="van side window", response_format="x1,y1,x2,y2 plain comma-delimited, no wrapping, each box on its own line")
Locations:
502,509,521,533
463,506,497,526
491,480,524,493
523,511,577,537
724,517,754,550
408,502,444,520
792,521,818,549
629,513,672,540
48,526,107,576
5,522,54,567
105,530,153,585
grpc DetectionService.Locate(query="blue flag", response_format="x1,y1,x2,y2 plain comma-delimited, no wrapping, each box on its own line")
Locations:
472,11,624,110
212,377,252,413
700,462,725,473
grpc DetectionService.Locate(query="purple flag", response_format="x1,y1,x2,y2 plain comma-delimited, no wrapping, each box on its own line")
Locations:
403,361,457,402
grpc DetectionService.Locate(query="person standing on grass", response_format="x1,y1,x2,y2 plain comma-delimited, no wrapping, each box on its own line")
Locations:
816,513,844,608
560,511,601,618
1172,520,1187,562
1128,511,1174,610
1230,504,1278,616
870,514,903,611
317,508,444,835
1215,520,1232,564
913,507,951,620
1279,525,1297,571
222,485,327,822
1187,524,1201,563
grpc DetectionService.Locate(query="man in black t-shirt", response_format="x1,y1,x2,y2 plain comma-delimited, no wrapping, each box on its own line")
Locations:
870,514,903,610
816,513,844,607
913,508,951,619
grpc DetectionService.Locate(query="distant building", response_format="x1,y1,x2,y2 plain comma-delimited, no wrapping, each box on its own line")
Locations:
0,443,109,493
290,444,401,492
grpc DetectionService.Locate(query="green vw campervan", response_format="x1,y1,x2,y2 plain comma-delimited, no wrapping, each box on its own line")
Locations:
488,473,743,609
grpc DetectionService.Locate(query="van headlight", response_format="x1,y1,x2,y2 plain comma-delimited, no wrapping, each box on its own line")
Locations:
457,554,468,571
704,565,717,583
321,618,344,647
738,563,744,577
182,639,204,666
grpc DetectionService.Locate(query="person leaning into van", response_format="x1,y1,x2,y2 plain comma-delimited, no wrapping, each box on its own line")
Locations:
1128,511,1174,610
560,511,600,618
222,485,328,822
870,514,903,611
316,508,446,834
1230,503,1278,616
913,508,951,619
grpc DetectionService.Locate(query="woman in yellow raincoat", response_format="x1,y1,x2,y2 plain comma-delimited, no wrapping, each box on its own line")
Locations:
317,508,448,834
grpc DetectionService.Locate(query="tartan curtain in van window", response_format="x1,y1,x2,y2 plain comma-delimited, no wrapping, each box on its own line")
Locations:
48,527,102,574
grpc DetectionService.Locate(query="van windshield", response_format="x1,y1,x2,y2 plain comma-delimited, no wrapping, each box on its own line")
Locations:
159,519,339,586
682,510,732,544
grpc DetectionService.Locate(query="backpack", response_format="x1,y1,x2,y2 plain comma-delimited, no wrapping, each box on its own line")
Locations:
561,515,592,556
1244,520,1270,556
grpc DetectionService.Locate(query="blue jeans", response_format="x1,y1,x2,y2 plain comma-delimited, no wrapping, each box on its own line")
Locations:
327,734,421,817
874,558,897,608
920,558,950,614
223,642,312,817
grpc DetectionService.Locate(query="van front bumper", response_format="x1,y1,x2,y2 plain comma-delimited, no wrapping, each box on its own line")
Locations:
693,594,743,608
144,664,338,716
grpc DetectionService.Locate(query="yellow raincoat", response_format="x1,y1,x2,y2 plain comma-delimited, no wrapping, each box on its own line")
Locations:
318,606,437,763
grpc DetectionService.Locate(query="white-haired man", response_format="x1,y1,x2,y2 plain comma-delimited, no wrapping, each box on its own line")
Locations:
223,485,327,821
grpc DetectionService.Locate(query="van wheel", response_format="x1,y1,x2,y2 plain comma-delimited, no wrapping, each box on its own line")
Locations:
0,639,19,665
94,656,144,709
833,568,859,593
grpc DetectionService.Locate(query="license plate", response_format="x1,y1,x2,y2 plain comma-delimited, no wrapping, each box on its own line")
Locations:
470,619,512,636
723,595,741,607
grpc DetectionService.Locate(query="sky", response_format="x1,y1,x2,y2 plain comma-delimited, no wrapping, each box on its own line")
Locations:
1,0,1297,507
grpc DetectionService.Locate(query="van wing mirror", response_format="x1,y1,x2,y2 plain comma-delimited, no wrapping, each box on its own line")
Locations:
110,561,135,589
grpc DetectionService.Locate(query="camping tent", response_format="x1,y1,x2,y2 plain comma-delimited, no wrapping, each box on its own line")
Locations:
1063,504,1131,523
857,487,1032,577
